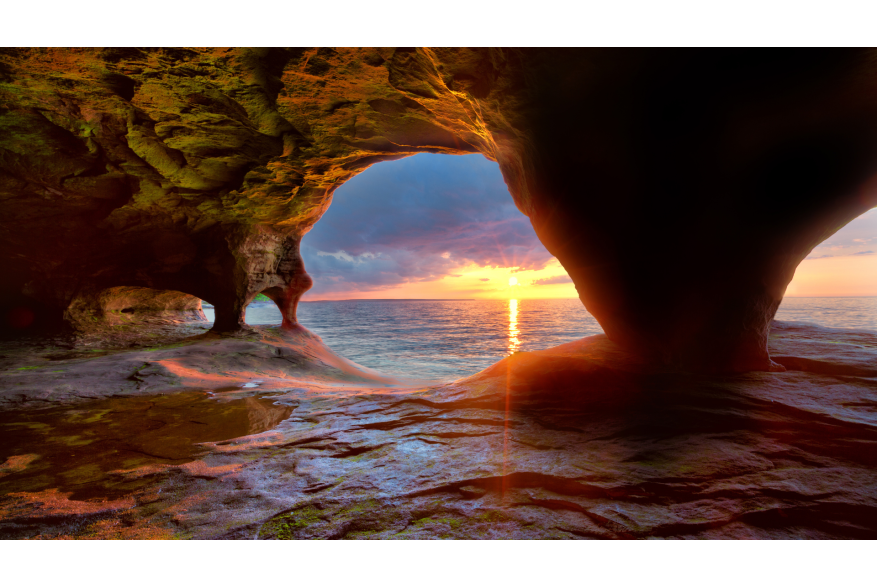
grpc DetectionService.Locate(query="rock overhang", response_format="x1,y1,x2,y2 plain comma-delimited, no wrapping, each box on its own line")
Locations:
2,47,876,372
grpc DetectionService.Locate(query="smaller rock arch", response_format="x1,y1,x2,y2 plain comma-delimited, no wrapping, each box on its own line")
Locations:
64,286,207,332
205,232,314,333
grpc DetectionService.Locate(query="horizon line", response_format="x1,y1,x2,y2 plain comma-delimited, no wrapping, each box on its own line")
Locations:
300,298,477,302
298,295,877,301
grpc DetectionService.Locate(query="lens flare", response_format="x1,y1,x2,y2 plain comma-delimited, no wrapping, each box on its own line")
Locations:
508,298,520,354
503,298,520,500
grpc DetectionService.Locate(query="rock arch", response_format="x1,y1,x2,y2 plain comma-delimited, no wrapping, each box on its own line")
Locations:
2,47,877,371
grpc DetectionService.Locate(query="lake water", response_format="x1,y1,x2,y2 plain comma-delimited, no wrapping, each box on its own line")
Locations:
202,297,877,381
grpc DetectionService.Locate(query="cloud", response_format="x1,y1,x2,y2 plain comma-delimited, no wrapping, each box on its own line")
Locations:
807,250,875,260
532,274,574,286
316,250,379,263
806,208,877,261
302,154,554,296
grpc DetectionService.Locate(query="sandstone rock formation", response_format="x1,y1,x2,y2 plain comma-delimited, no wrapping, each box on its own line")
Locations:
2,48,877,371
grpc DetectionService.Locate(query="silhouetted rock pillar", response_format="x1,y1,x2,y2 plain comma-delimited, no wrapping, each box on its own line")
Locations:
210,292,248,333
506,48,877,372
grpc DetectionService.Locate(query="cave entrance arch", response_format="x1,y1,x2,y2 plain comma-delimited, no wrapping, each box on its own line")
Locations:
204,151,565,327
208,152,603,380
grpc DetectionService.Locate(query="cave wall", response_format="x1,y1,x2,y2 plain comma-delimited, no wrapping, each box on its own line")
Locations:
0,47,514,334
2,48,876,371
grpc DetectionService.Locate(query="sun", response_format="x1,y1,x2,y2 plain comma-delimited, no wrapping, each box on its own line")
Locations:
508,276,518,286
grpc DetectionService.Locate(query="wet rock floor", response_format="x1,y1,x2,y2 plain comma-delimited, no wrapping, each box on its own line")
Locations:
0,321,875,539
0,391,295,502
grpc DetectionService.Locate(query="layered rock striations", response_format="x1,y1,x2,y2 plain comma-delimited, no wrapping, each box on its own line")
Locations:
2,48,877,370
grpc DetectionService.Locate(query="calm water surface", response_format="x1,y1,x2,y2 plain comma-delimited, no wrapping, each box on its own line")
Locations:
203,297,876,381
775,297,877,331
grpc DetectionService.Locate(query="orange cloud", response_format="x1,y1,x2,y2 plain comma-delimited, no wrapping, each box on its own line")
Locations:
307,258,578,300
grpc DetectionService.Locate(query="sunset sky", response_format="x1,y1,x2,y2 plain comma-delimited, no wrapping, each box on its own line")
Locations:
301,154,876,301
785,207,877,297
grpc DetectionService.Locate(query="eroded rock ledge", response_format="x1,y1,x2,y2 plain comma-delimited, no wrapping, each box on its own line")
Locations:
1,320,874,539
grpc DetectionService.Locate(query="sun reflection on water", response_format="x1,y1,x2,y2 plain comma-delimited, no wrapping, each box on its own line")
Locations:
508,299,520,354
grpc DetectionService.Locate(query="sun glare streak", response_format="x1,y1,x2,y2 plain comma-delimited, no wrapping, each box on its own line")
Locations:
503,359,511,501
503,299,519,501
508,299,520,355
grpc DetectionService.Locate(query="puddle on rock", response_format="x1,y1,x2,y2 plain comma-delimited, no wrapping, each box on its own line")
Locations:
0,391,295,501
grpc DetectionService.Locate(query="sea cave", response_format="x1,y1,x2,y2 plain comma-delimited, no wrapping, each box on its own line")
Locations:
0,47,876,539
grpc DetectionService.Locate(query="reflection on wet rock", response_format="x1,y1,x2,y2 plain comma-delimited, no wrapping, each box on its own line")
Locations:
0,391,294,504
1,321,876,539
